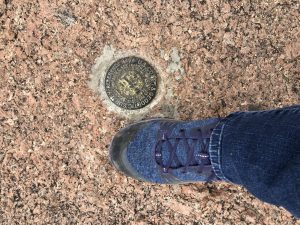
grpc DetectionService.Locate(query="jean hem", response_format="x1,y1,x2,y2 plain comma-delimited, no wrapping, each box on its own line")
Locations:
208,114,238,183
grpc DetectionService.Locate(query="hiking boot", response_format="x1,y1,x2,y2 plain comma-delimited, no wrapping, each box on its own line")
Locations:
109,118,222,184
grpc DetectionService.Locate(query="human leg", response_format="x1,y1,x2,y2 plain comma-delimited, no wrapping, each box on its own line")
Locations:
209,105,300,218
109,105,300,218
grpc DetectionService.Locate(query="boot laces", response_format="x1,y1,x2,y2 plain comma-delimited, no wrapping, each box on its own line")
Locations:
154,128,212,174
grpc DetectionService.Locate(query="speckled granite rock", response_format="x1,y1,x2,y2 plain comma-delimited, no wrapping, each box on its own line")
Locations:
0,0,299,224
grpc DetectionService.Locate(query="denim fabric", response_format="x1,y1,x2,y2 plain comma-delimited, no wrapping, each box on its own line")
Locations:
127,118,220,183
209,105,300,218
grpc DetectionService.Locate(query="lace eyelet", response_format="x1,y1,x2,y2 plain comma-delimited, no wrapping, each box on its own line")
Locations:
200,153,209,158
179,128,185,132
155,153,162,157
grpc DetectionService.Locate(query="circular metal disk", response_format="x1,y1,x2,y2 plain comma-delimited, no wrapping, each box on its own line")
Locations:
105,56,158,110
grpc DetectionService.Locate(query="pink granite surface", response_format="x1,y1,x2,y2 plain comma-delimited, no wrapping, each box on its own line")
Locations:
0,0,300,224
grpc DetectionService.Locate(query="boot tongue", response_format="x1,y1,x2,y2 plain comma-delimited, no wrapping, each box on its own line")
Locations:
159,129,211,169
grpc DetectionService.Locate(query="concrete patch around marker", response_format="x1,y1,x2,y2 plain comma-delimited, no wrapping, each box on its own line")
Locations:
166,47,185,77
89,45,166,119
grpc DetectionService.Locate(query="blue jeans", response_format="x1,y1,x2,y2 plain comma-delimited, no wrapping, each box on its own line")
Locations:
209,105,300,218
